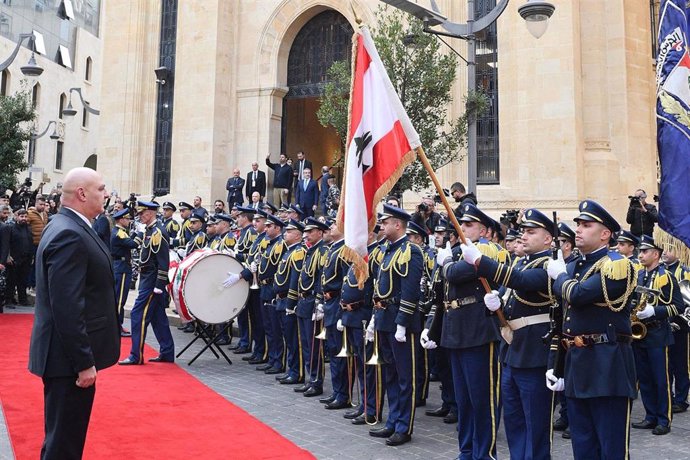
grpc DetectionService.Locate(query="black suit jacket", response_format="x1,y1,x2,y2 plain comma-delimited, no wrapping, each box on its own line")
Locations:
29,208,120,378
246,170,267,199
294,159,313,184
226,176,246,205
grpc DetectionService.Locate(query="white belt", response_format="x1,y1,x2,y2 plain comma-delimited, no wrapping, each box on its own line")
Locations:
507,313,551,331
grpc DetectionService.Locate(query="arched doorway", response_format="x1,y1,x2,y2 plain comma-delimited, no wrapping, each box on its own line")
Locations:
282,10,353,179
84,154,97,170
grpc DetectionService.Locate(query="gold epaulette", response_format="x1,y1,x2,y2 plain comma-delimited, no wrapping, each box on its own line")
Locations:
426,255,435,271
653,272,670,290
117,228,128,239
260,239,269,250
292,248,305,262
601,257,632,281
320,252,328,266
477,241,498,261
397,243,412,266
497,248,510,264
151,228,162,247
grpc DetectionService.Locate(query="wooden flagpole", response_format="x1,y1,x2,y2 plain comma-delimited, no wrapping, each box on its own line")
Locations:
415,146,508,327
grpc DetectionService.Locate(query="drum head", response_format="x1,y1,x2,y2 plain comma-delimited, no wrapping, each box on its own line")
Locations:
181,251,249,324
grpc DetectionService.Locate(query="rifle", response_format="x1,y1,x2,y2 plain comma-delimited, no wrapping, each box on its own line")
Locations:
544,211,566,378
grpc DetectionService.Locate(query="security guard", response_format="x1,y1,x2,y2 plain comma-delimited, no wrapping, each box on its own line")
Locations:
340,224,384,424
229,208,256,355
617,230,641,264
119,201,175,365
185,213,208,254
546,200,638,459
255,214,285,375
273,219,306,384
368,204,423,447
631,235,684,435
315,219,352,410
238,209,269,365
465,208,556,459
173,201,194,247
295,217,329,397
405,221,432,409
162,202,180,242
664,247,690,413
424,203,501,458
110,208,141,337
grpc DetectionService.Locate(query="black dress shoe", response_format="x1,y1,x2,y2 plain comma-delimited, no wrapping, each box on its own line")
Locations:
344,408,363,419
325,400,351,410
215,338,231,346
182,324,195,333
553,417,568,431
242,355,256,361
294,384,311,393
248,358,268,365
256,364,273,371
233,347,251,354
443,412,458,424
672,404,688,413
386,432,411,446
279,377,303,385
148,356,174,363
652,425,671,435
118,357,141,365
352,414,377,425
228,344,240,350
632,420,657,429
369,427,394,438
319,394,336,404
425,406,450,417
415,399,426,408
265,367,284,375
562,428,571,439
429,373,440,382
304,387,323,397
120,330,132,337
275,373,289,381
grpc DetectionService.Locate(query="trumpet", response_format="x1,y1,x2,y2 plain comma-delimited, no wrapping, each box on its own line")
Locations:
676,279,690,328
631,285,661,340
361,319,380,425
250,271,260,290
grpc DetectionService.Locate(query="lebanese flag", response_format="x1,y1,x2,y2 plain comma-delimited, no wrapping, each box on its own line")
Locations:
337,27,421,287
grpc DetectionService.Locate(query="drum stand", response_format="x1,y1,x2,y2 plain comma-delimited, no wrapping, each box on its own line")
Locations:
176,320,233,366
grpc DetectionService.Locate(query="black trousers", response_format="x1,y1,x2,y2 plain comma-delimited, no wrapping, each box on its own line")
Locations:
41,376,95,460
6,259,31,303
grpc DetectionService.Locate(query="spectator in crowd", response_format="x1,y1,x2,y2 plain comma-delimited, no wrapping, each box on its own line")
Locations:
226,168,245,206
27,196,49,292
626,189,658,237
450,182,477,218
295,167,319,218
318,166,331,216
410,195,442,235
46,183,62,207
0,211,7,313
385,195,401,207
266,153,294,207
293,151,313,196
92,204,112,250
193,196,209,220
213,200,226,215
325,175,340,217
3,209,33,306
47,199,59,216
0,204,12,224
249,191,263,210
245,161,266,201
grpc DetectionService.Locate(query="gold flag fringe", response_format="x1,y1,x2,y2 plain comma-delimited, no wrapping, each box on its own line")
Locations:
654,226,690,267
342,245,369,289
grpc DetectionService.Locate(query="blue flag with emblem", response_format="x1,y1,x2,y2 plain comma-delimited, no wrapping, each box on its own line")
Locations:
656,0,690,264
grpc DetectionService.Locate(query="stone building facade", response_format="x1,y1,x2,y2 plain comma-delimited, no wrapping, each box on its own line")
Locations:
97,0,658,223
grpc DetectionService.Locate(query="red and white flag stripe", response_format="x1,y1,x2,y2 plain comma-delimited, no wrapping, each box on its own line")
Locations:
337,27,420,285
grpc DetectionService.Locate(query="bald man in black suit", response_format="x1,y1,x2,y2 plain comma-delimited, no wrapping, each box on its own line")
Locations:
29,167,120,460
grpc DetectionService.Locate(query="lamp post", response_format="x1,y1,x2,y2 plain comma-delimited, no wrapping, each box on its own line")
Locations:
380,0,555,194
61,87,100,117
0,33,44,76
30,120,60,140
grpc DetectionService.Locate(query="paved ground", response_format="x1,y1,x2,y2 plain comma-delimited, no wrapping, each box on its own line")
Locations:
2,304,690,459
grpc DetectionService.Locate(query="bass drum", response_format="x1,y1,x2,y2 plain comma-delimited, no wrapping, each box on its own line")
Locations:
171,249,249,324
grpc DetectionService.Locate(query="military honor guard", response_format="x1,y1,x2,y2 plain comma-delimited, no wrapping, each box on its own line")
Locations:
663,247,690,413
110,208,141,337
465,208,556,459
162,201,180,242
423,203,502,458
255,214,286,375
316,219,352,410
368,204,423,447
545,200,638,459
229,208,257,354
185,213,208,254
119,201,175,365
173,201,194,247
630,235,684,435
295,217,329,397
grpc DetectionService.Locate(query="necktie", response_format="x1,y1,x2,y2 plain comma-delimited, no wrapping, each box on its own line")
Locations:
304,180,308,191
300,161,304,180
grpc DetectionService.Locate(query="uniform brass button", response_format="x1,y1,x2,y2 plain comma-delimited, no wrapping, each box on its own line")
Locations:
566,317,570,321
566,329,571,333
575,273,580,278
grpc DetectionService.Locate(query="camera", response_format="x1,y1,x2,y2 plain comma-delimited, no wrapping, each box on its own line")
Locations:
500,209,520,229
418,202,429,213
628,195,640,205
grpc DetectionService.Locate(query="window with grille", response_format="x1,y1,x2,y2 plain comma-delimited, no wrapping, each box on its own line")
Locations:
55,141,63,170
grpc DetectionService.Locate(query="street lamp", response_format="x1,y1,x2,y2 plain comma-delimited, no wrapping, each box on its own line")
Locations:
62,87,100,117
380,0,555,194
0,33,44,76
31,120,60,140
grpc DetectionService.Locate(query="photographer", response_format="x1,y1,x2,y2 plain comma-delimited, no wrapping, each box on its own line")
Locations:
450,182,477,218
625,189,657,237
411,195,442,235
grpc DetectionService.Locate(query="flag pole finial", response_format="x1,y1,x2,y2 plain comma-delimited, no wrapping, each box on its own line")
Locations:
350,2,363,25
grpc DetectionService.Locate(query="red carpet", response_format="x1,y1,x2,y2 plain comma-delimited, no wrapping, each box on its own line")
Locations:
0,314,314,460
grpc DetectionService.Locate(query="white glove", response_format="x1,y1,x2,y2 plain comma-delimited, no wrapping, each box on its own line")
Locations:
545,368,565,392
153,288,163,295
315,303,324,321
176,248,187,259
286,308,296,316
250,261,258,273
222,273,241,288
225,249,236,257
336,319,344,331
546,250,567,280
420,328,437,350
436,242,453,266
395,324,407,342
460,240,482,265
484,290,502,312
365,316,376,342
637,304,656,320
